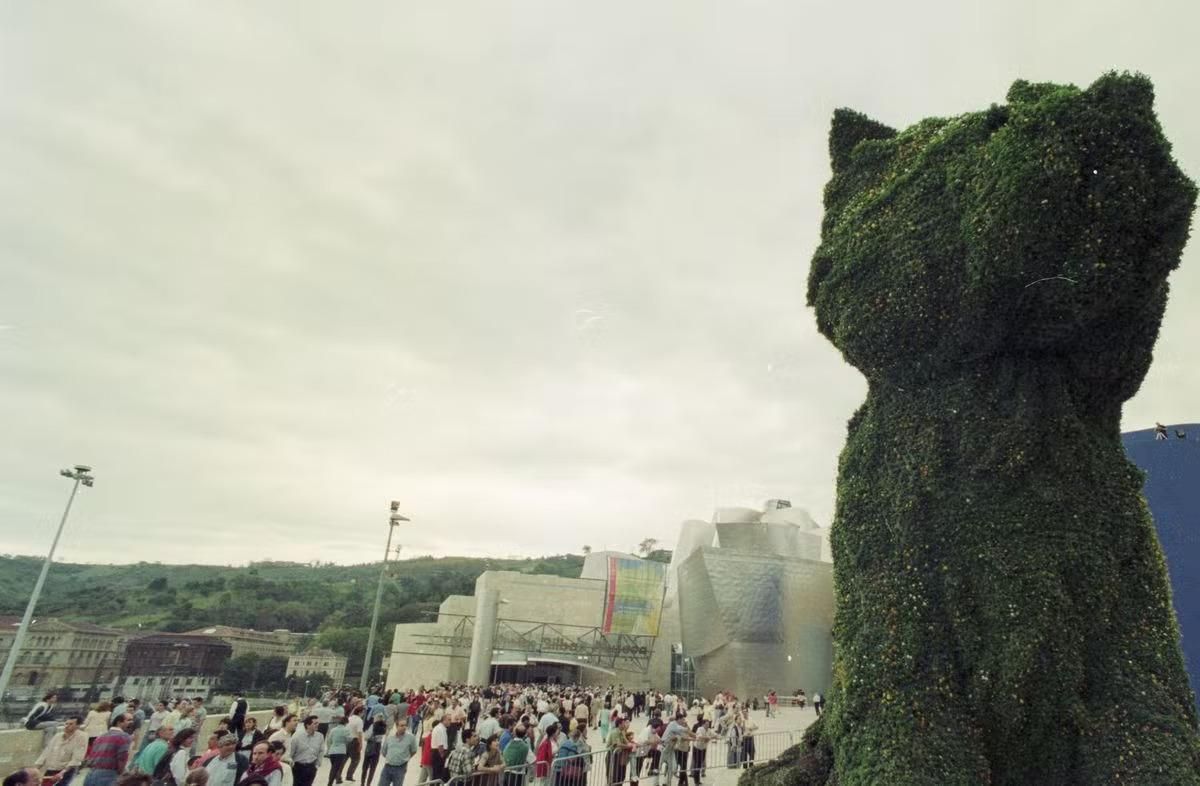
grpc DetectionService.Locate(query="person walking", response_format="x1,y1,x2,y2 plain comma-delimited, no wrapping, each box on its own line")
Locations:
314,704,334,740
288,717,324,786
359,719,385,786
343,708,364,782
325,717,350,786
376,721,418,786
81,713,134,786
35,715,87,786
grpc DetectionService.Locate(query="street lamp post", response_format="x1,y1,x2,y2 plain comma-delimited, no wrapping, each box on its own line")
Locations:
0,465,94,706
360,502,408,691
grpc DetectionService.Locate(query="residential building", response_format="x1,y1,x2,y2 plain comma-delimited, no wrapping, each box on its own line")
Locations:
182,625,309,659
116,633,232,700
286,650,347,686
0,617,130,700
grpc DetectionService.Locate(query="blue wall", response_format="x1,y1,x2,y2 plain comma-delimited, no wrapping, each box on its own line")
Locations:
1123,424,1200,710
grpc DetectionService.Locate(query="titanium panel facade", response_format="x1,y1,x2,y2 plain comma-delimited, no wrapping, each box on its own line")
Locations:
676,546,833,700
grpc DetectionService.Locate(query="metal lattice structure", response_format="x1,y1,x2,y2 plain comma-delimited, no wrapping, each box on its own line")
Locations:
409,615,657,672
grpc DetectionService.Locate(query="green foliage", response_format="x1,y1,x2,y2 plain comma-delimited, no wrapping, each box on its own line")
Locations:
801,73,1200,785
740,720,833,786
313,627,380,681
220,653,290,692
288,671,336,693
644,549,673,564
0,552,586,662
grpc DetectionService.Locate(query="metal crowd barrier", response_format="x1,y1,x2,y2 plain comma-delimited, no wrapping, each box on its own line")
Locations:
413,729,802,786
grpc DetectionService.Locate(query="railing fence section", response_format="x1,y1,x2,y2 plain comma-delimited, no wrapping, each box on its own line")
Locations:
415,729,802,786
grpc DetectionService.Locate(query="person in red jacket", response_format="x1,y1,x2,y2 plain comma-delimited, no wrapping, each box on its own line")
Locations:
534,723,559,782
417,722,433,785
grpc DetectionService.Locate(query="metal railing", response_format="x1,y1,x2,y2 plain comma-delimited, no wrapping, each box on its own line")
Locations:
413,729,802,786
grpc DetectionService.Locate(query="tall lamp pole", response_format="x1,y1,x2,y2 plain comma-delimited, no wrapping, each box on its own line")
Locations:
0,465,94,705
360,501,407,691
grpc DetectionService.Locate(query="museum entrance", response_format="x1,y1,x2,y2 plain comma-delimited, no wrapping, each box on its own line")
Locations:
490,662,581,685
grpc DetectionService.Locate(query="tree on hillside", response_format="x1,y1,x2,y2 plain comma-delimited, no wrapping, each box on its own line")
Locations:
581,545,592,555
637,538,658,557
285,671,337,695
314,627,386,680
221,653,290,692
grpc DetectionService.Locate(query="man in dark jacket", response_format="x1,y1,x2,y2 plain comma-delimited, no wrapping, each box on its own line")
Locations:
228,694,248,737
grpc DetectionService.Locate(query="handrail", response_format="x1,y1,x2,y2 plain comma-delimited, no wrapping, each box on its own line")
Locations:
412,729,802,786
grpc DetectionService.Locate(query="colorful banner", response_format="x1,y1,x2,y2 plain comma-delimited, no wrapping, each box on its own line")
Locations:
602,557,667,635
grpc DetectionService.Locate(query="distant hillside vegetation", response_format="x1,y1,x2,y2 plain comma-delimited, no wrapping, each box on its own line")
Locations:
0,554,585,680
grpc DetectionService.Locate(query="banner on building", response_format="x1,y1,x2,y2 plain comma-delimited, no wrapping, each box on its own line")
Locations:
602,557,667,636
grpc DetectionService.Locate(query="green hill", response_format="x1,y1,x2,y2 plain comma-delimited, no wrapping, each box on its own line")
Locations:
0,553,585,679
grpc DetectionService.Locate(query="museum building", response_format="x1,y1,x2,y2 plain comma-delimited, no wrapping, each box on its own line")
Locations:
386,499,834,701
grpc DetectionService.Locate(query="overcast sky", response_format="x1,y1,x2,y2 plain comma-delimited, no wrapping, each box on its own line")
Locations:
2,1,1198,566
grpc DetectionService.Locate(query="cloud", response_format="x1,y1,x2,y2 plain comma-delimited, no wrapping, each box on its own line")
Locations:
1,0,1198,565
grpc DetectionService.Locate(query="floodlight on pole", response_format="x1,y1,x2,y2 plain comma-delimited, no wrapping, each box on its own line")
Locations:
362,502,409,690
0,465,94,705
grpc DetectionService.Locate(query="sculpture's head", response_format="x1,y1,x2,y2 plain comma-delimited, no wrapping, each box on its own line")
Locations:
808,72,1196,398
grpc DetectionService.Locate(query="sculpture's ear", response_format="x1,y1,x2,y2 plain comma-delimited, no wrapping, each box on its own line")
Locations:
830,108,896,172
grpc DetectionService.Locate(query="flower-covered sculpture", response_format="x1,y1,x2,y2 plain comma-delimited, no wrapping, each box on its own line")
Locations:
798,73,1199,785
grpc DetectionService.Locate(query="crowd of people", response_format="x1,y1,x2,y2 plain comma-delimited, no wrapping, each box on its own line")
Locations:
9,681,819,786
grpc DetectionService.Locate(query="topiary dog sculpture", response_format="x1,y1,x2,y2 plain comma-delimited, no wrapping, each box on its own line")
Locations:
798,72,1199,785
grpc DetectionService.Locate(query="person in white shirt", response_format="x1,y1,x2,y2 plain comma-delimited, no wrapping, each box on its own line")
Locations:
268,716,299,764
35,715,87,786
429,719,449,783
633,719,662,786
344,707,365,781
313,702,337,739
205,735,242,786
476,707,501,742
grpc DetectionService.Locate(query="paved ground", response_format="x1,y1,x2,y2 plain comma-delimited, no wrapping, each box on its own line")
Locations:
303,708,818,786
